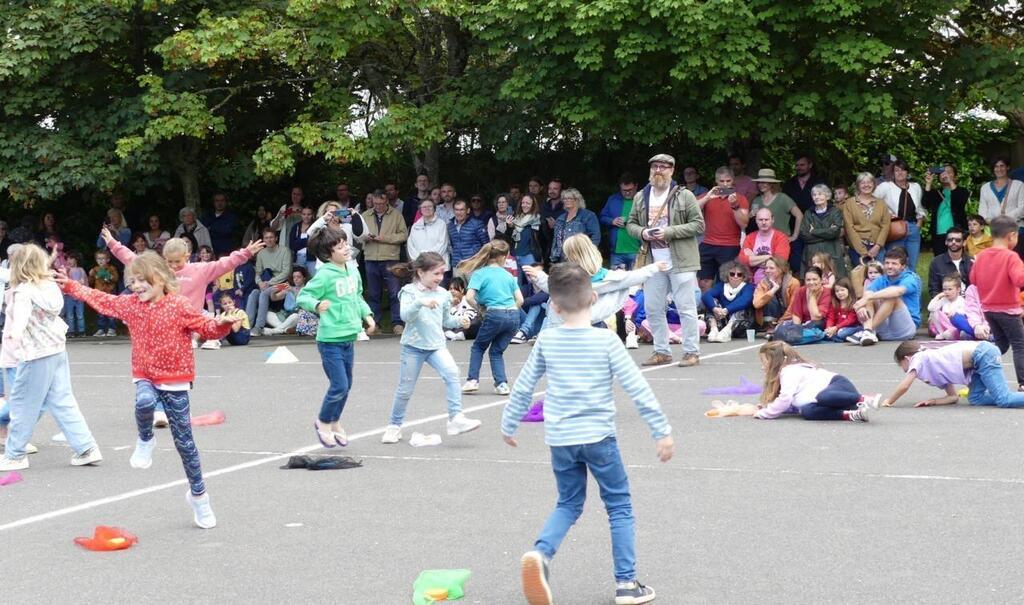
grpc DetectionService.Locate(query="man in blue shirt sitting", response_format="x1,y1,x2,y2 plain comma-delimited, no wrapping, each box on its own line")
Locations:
848,246,921,346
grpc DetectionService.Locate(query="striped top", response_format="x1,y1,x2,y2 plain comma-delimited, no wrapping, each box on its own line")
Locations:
502,327,671,446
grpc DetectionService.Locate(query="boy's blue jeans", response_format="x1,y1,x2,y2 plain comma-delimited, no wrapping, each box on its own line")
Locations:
468,309,520,385
4,352,96,459
968,342,1024,408
63,296,85,333
317,341,354,423
96,314,115,331
535,436,636,583
388,345,461,425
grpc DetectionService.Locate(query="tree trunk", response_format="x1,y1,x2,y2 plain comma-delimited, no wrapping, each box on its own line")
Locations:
412,142,440,185
178,163,200,210
1007,110,1024,166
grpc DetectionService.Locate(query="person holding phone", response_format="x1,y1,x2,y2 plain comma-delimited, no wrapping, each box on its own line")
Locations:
269,186,306,254
696,166,750,291
923,163,969,257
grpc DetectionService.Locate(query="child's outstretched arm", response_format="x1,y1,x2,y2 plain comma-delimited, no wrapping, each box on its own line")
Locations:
501,343,547,446
914,384,960,407
194,241,263,283
882,371,919,407
100,227,137,266
57,269,131,320
608,341,673,461
176,298,234,341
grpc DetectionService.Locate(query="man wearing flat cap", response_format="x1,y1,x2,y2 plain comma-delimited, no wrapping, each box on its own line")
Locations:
626,154,705,368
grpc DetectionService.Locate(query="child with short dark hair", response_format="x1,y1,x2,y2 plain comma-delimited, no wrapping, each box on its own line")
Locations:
965,214,992,257
63,251,87,338
502,263,674,605
89,250,119,337
215,293,251,346
969,215,1024,389
887,340,1024,408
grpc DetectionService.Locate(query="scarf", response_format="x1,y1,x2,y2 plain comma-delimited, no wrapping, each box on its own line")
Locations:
512,214,541,242
723,282,745,302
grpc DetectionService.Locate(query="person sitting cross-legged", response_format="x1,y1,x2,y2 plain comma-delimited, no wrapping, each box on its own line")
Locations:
700,261,753,343
846,246,921,346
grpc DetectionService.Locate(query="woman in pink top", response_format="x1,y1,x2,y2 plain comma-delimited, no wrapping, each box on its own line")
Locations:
886,340,1024,408
753,342,879,422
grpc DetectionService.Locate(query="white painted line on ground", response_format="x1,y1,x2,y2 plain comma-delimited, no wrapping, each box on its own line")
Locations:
0,343,760,533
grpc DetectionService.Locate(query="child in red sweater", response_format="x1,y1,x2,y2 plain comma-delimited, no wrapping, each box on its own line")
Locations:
969,215,1024,389
824,278,861,342
59,251,239,529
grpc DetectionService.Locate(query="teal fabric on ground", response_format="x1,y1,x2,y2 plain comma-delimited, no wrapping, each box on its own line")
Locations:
412,569,472,604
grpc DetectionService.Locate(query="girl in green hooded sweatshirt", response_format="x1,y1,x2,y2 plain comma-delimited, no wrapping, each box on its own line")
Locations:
297,228,376,448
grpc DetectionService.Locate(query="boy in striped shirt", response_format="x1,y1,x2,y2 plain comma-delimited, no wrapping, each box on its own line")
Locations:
501,263,674,605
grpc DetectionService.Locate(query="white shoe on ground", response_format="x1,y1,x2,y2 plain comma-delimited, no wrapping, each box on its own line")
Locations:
447,413,482,436
130,437,155,469
187,491,217,529
70,447,103,466
461,380,479,393
381,425,402,444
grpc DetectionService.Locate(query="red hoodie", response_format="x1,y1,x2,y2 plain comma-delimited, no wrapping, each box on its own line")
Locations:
63,281,230,384
969,247,1024,314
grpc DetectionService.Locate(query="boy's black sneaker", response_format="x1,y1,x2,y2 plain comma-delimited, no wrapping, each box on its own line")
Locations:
520,550,552,605
615,580,656,604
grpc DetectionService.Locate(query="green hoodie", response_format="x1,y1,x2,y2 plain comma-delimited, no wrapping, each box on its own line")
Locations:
296,261,372,343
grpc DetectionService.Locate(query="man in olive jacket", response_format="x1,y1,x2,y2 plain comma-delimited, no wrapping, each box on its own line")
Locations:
626,154,706,367
361,190,409,334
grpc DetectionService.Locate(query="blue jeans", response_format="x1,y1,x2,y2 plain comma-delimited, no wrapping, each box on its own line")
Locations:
0,367,13,424
365,260,403,326
4,352,96,459
798,375,861,420
830,326,863,342
886,222,921,273
245,287,274,330
388,345,462,425
609,253,636,270
317,341,355,423
135,380,206,496
536,437,636,582
468,309,520,385
226,328,251,346
967,342,1024,408
63,296,85,334
96,314,115,331
519,306,545,339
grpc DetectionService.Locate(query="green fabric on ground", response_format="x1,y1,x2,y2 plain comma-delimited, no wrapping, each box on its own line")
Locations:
412,569,472,604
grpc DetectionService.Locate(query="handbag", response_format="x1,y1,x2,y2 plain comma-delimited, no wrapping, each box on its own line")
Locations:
635,188,675,267
887,190,909,241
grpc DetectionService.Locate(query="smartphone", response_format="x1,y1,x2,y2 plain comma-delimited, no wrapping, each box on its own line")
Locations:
928,166,945,175
717,187,736,196
336,208,351,219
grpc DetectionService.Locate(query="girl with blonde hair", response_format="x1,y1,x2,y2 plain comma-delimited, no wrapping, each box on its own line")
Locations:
754,341,878,422
0,244,102,471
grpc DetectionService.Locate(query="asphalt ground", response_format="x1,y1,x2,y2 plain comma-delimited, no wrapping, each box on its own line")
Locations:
1,335,1023,604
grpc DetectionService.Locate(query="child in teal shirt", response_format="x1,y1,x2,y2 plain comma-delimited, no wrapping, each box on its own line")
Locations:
297,229,376,448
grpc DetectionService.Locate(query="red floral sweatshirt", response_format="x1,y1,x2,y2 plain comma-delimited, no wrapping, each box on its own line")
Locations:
63,281,231,384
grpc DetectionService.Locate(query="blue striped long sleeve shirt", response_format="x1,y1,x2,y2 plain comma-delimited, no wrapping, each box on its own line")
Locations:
501,327,671,446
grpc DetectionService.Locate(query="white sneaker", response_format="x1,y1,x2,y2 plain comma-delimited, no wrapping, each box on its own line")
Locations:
93,329,106,337
381,425,402,444
70,447,103,466
51,432,67,442
444,330,456,340
625,333,639,349
450,331,466,341
357,330,370,341
859,330,878,346
153,411,169,428
461,379,479,393
250,328,263,337
130,437,155,469
510,331,527,345
24,443,38,454
187,491,217,529
200,339,221,350
0,455,28,471
495,382,511,396
707,324,719,342
106,328,117,337
848,406,870,422
446,413,482,436
861,393,882,410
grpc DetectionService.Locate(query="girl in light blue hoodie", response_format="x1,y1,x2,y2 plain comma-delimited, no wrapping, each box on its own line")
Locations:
381,252,483,444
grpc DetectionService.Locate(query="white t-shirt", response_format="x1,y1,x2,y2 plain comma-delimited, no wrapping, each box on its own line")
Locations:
648,188,672,266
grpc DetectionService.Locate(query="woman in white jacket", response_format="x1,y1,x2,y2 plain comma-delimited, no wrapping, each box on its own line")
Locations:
174,207,213,253
978,156,1024,226
407,199,450,268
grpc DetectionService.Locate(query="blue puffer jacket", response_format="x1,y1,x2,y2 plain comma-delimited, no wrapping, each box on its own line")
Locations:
448,217,489,267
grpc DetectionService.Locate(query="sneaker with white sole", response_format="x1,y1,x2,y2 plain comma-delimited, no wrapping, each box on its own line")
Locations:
153,411,169,428
845,330,865,345
51,432,67,442
859,330,878,346
444,330,456,340
520,550,553,605
187,491,217,529
24,443,38,454
0,455,28,471
625,333,639,349
381,425,403,444
446,413,482,436
200,339,221,350
450,331,466,341
615,580,657,604
495,382,511,396
106,328,117,337
70,447,103,466
93,329,106,337
860,393,882,410
461,379,479,393
357,330,370,341
848,406,870,422
130,437,155,469
510,331,527,345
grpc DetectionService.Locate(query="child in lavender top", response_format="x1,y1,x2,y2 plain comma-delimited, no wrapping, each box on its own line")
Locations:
886,340,1024,408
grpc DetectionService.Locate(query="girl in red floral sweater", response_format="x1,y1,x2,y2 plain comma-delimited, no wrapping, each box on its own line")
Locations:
59,251,240,529
824,277,861,342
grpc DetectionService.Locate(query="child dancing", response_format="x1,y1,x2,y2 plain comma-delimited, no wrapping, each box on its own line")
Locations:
0,244,102,471
59,251,238,528
457,240,523,395
886,340,1024,408
753,341,879,422
296,228,376,448
381,252,482,444
502,264,673,605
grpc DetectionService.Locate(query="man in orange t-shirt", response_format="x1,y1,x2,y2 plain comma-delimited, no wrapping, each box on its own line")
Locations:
697,166,749,290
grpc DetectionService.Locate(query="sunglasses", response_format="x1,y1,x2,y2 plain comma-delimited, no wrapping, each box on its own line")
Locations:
650,163,673,172
946,238,963,243
729,271,744,277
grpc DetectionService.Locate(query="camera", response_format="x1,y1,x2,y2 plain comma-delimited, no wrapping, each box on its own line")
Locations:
928,166,945,175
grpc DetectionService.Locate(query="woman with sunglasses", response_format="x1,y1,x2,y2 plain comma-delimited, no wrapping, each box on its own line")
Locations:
700,260,753,342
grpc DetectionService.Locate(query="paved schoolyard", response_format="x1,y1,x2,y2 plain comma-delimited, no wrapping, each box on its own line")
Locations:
1,335,1022,604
